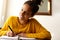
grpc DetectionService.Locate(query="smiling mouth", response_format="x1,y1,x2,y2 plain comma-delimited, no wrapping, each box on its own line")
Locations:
20,16,24,20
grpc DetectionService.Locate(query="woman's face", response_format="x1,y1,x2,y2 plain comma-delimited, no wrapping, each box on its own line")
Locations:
19,4,32,21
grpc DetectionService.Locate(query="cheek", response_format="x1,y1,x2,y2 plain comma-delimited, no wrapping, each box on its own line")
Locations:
25,15,31,19
19,12,22,15
25,14,32,19
19,12,22,17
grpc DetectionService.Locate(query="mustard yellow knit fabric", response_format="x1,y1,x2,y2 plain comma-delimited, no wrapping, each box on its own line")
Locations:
0,16,51,39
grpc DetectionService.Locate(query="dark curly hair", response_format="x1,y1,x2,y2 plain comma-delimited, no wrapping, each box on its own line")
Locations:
24,0,43,16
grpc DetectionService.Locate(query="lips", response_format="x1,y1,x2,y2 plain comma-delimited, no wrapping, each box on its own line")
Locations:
20,16,23,18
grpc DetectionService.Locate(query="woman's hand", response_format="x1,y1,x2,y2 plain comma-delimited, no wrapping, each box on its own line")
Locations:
6,31,16,37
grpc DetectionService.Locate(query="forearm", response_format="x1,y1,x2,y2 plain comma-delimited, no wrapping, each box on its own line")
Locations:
25,31,51,39
0,30,8,36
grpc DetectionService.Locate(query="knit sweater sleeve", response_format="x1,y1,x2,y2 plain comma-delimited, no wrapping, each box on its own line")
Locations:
25,18,51,40
0,16,13,36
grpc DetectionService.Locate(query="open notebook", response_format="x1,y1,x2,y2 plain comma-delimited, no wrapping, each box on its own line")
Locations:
0,36,35,40
0,36,19,40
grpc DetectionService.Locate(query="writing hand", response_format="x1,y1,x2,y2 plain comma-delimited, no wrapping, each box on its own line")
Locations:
6,31,16,37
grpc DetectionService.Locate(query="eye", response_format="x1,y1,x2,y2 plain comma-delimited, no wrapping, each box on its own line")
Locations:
21,9,23,11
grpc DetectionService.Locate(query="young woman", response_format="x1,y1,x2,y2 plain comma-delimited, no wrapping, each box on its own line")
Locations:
0,0,51,40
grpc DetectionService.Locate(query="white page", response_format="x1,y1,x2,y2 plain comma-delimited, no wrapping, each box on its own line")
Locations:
0,36,18,40
0,36,36,40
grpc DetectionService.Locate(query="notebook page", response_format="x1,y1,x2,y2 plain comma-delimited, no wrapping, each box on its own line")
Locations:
0,36,18,40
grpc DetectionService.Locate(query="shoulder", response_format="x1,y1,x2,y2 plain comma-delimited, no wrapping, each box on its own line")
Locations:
29,18,43,26
9,16,18,18
6,16,18,21
30,18,38,22
8,16,18,19
29,18,40,24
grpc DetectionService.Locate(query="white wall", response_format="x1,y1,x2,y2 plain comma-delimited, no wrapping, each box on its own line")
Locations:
0,0,4,27
5,0,60,40
6,0,27,19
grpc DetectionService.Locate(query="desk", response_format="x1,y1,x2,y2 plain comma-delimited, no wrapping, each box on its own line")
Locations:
0,36,36,40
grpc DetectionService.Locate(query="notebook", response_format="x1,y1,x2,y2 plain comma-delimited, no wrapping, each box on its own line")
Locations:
0,36,18,40
0,36,36,40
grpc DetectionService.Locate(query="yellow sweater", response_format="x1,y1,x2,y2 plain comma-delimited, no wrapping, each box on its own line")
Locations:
0,16,51,40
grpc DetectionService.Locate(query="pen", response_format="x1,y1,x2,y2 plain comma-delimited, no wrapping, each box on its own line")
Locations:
8,25,14,33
